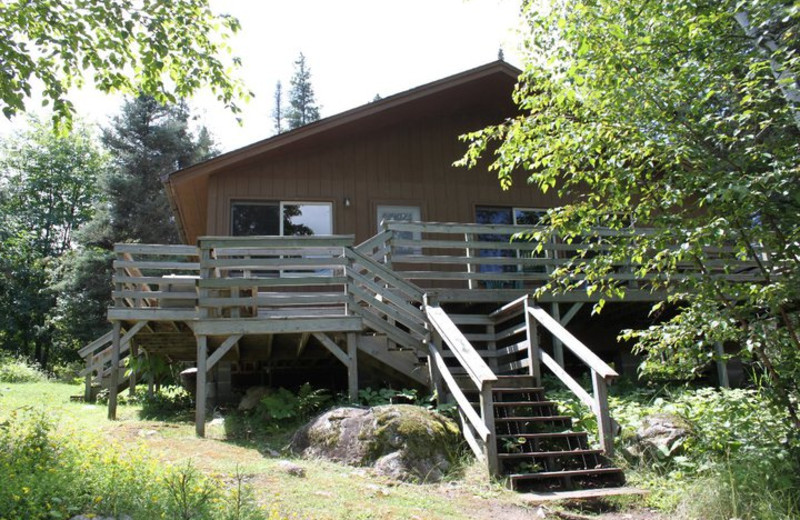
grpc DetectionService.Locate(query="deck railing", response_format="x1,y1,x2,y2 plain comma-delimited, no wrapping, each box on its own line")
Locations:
196,236,353,319
376,221,762,302
110,243,201,321
425,298,499,475
491,295,620,455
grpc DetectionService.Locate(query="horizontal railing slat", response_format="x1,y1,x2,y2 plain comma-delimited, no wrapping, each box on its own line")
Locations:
528,304,618,379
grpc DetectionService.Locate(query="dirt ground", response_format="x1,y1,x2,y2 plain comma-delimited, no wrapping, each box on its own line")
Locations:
107,421,665,520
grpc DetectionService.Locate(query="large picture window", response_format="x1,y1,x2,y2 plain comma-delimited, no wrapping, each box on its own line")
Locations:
232,201,332,236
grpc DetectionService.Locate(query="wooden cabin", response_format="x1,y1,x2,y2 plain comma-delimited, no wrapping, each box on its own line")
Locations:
81,61,749,491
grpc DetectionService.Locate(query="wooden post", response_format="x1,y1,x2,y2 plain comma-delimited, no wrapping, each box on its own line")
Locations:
347,332,358,401
551,303,565,367
107,321,122,420
129,342,138,396
592,371,614,456
523,298,541,385
715,342,730,388
479,380,498,476
196,335,207,437
465,233,476,290
84,358,93,402
428,331,446,403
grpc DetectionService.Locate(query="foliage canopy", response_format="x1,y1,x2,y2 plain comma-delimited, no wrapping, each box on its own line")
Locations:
0,0,250,127
459,0,800,425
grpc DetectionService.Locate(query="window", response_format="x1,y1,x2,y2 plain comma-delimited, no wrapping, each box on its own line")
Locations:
377,205,421,255
232,201,332,236
475,206,549,286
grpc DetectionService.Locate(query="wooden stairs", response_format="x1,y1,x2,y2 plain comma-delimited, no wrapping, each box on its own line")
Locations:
487,375,624,491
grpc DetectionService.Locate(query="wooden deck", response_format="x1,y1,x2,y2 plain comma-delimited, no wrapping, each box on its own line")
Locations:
81,221,758,487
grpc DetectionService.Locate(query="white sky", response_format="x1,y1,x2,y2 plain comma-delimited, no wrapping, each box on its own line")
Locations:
1,0,524,153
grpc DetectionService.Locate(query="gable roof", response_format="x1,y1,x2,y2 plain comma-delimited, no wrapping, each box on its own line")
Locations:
164,60,521,243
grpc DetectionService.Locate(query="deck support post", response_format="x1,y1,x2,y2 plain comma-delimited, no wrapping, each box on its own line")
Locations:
196,335,208,437
479,380,498,477
129,342,138,396
523,297,541,386
715,342,730,388
107,321,122,420
347,332,358,401
592,371,614,456
551,303,565,367
84,358,93,402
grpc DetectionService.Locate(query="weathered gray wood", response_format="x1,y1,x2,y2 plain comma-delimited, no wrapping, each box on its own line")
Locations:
496,341,529,358
448,314,494,325
348,283,427,338
528,305,618,379
561,302,584,326
297,332,311,358
347,332,358,401
199,276,347,289
114,260,201,271
312,332,350,366
551,303,564,367
715,342,730,388
346,247,424,301
193,317,362,336
459,409,486,463
347,266,425,323
495,324,528,342
107,321,121,420
425,304,497,389
207,334,242,370
353,229,392,254
592,370,614,456
200,293,347,309
79,330,113,357
198,235,354,249
428,339,491,441
357,336,428,386
114,243,198,256
129,342,138,396
539,353,593,416
480,380,499,476
107,309,198,321
354,308,422,352
524,298,542,384
205,257,347,269
196,335,207,437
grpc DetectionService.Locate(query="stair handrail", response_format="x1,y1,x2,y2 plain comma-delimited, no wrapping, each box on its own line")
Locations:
424,298,499,475
510,295,619,455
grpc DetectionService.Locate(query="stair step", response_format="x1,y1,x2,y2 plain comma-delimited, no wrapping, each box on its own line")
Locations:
495,415,571,423
498,449,603,459
492,386,545,394
497,431,587,440
493,401,553,407
509,467,624,482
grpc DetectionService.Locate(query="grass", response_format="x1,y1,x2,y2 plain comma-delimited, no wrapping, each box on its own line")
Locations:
0,380,536,520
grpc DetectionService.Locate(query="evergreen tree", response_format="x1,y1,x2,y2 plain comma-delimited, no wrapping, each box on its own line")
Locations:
81,95,217,246
286,53,321,129
273,80,285,134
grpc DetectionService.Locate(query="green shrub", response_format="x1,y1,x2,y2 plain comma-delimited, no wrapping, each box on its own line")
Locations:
0,355,48,383
0,407,290,519
139,385,194,420
256,383,331,423
547,383,800,518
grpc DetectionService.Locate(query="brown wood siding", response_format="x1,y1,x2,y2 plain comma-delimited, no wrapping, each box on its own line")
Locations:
207,109,560,244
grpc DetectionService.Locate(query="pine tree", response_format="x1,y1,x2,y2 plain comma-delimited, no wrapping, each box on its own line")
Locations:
286,53,320,129
81,94,216,246
273,80,285,134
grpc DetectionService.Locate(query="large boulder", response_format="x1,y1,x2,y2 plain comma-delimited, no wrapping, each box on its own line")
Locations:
290,405,460,482
626,413,692,461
